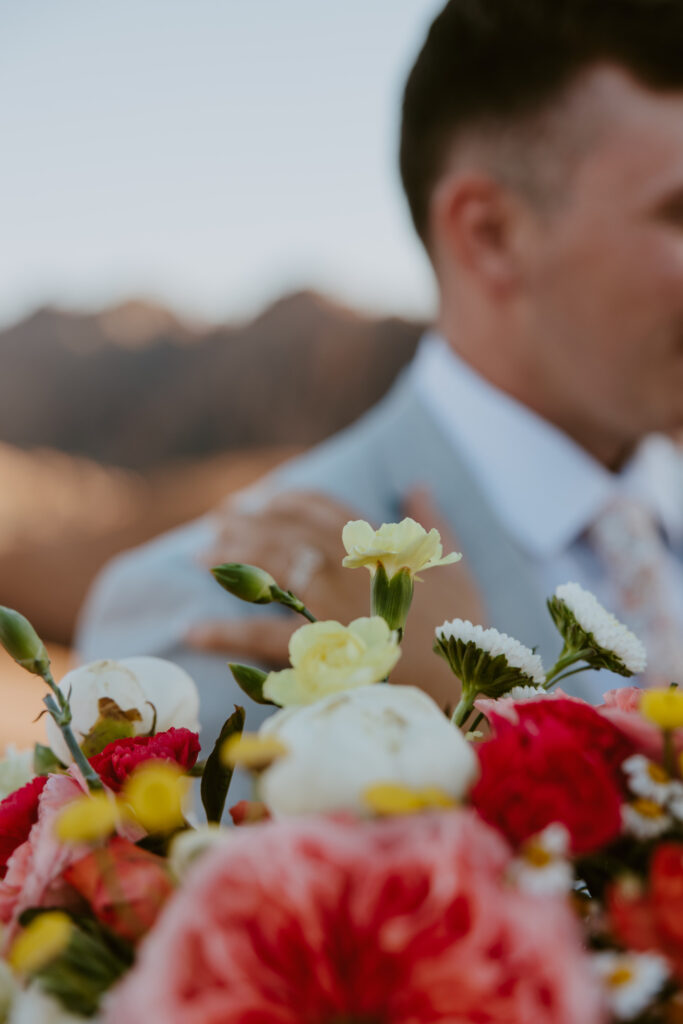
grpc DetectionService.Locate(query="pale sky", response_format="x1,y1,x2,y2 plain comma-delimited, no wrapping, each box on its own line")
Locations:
0,1,444,329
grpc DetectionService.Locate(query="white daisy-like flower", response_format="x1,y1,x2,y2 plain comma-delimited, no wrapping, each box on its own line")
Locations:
622,754,677,804
550,582,647,676
591,951,668,1020
666,780,683,821
622,797,672,840
507,685,551,701
508,824,573,896
435,620,545,692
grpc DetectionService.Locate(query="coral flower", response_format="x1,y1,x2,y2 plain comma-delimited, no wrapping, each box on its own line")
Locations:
105,812,604,1024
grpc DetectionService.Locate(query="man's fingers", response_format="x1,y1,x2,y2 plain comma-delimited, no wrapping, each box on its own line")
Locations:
185,618,294,667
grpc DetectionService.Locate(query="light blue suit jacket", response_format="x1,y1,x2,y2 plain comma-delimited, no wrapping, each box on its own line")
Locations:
77,369,588,761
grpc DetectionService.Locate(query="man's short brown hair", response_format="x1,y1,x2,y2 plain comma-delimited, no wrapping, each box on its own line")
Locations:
400,0,683,242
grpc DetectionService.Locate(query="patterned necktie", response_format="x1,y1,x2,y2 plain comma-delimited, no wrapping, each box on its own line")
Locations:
586,495,683,688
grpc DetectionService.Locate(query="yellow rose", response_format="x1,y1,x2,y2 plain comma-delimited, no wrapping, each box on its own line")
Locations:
263,617,401,706
342,518,461,578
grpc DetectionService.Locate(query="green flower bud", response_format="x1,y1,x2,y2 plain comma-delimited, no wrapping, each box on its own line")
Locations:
212,563,278,605
0,607,50,677
229,663,276,705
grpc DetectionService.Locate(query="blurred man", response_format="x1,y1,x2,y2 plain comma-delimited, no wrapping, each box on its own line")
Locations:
78,0,683,740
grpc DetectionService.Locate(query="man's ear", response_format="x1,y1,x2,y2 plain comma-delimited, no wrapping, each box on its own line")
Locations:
430,174,523,296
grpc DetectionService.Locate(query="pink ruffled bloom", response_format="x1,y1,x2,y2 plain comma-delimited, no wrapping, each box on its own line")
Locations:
598,686,683,761
106,812,605,1024
0,774,91,937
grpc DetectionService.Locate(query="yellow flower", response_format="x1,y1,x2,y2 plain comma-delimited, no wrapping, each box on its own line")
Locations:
8,912,72,975
263,617,401,706
342,518,461,578
122,761,189,833
221,733,289,770
641,689,683,730
363,782,456,816
54,792,120,844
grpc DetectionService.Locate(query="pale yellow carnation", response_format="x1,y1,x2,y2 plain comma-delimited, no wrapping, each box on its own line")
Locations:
263,617,400,706
342,518,461,578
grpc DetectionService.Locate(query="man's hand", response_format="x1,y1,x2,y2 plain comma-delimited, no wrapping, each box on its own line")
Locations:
187,488,485,709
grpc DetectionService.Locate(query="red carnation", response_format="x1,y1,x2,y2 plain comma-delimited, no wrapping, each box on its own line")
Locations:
89,728,200,793
0,776,48,877
471,698,635,854
609,843,683,980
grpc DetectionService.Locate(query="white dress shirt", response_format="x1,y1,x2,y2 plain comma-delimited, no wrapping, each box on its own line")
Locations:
411,333,683,686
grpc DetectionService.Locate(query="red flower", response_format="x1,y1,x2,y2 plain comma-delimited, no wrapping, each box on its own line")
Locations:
88,728,200,793
64,835,175,944
104,812,604,1024
0,776,48,878
471,698,635,854
609,843,683,980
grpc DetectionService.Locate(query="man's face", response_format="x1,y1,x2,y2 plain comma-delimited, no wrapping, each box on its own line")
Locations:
521,67,683,453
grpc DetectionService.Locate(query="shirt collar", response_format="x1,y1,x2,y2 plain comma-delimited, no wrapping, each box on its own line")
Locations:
410,332,683,557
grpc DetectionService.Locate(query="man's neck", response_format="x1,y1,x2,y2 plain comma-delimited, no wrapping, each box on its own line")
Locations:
438,323,634,472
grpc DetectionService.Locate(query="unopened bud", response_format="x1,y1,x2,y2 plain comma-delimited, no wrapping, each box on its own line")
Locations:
212,563,278,604
0,607,51,677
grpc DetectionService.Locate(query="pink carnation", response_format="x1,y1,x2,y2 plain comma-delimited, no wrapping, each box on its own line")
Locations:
0,774,90,936
597,687,683,761
105,812,604,1024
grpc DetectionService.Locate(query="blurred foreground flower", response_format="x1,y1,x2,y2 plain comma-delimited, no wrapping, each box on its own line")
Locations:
258,684,478,816
45,658,200,765
263,617,400,706
64,836,174,944
104,813,603,1024
472,698,635,854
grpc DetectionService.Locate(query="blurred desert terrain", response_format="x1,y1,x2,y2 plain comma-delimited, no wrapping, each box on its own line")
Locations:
0,292,422,750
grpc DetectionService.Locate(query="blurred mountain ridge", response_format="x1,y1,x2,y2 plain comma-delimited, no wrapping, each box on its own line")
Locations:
0,291,423,470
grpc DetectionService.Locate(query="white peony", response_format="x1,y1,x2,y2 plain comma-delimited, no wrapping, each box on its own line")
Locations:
259,684,478,816
8,984,90,1024
0,747,34,801
46,657,200,765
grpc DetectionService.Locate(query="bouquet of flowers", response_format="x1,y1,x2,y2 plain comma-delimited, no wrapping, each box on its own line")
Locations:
0,514,681,1022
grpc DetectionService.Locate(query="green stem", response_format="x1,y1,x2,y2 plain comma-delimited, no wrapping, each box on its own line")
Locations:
43,691,103,792
451,690,476,730
544,647,595,689
468,712,485,734
546,665,593,688
664,729,676,777
273,588,317,622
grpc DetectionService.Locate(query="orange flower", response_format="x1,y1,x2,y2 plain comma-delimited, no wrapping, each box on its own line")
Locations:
64,836,174,943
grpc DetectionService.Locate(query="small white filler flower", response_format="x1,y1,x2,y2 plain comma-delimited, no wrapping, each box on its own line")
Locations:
622,798,672,840
591,951,668,1020
508,824,574,896
622,754,678,804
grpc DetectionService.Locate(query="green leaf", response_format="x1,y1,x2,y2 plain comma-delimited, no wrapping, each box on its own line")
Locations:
201,705,246,824
229,663,277,706
33,743,64,776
